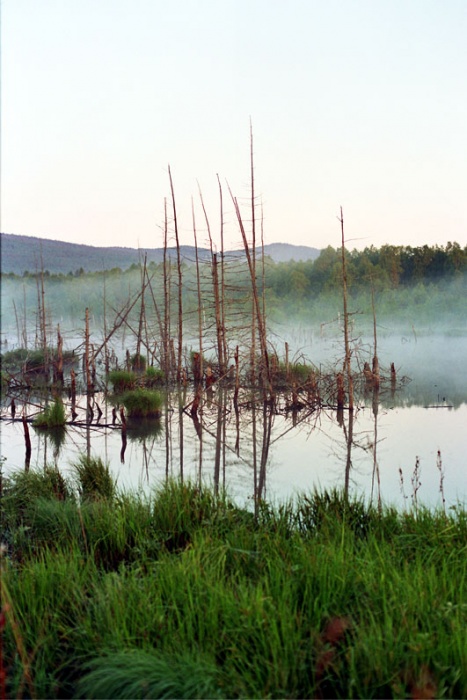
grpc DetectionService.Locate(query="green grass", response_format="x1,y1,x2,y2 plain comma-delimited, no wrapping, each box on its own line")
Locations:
270,358,317,388
120,387,163,418
73,454,116,501
130,352,146,372
33,397,67,428
107,369,137,392
1,469,466,699
143,365,165,387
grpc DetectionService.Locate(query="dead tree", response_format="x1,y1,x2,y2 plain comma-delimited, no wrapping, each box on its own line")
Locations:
338,207,354,411
168,166,184,382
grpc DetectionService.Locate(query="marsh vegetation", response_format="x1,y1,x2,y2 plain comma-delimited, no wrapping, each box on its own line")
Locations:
2,470,466,699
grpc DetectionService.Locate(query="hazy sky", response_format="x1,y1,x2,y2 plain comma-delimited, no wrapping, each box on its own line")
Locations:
2,0,467,252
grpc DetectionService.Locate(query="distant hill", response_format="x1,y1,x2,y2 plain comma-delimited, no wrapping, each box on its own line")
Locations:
0,233,321,275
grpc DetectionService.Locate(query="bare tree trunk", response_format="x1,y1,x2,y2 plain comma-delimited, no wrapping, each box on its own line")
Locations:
233,345,240,410
135,254,148,371
212,253,225,375
163,198,171,381
22,283,28,348
371,280,380,389
192,198,204,384
40,251,48,372
230,192,273,398
218,175,228,371
56,324,64,385
13,299,21,348
339,207,354,411
199,184,225,376
22,415,32,471
168,166,183,382
85,308,92,393
250,121,257,388
344,411,354,500
70,368,77,420
103,269,109,376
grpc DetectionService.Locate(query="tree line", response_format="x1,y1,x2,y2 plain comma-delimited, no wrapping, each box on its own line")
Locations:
1,242,466,333
3,242,466,289
263,242,467,300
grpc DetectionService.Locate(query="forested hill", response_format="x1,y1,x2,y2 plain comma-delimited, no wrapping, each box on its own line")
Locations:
0,233,320,275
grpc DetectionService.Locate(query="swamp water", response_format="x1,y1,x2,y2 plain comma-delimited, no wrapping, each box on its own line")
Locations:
1,333,466,510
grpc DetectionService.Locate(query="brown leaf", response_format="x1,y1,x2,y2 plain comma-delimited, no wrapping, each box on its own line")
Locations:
321,616,352,646
411,665,437,700
315,648,335,681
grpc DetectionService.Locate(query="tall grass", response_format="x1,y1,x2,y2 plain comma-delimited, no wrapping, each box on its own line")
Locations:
1,467,466,699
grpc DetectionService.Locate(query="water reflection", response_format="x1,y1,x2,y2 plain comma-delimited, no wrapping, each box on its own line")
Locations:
1,383,466,509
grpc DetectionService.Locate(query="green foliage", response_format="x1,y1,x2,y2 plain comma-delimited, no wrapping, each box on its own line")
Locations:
107,369,137,392
0,347,75,375
2,477,467,699
73,455,116,501
144,365,165,386
1,466,74,547
131,352,146,371
76,650,222,699
120,388,163,418
1,348,46,373
271,359,316,386
33,398,66,428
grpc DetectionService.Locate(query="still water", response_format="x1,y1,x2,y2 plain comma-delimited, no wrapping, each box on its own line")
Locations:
1,334,466,510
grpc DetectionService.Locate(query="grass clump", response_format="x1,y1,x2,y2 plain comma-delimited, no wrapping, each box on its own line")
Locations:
120,387,162,418
76,650,222,699
143,365,165,387
130,352,146,372
73,455,116,501
271,358,317,387
107,369,137,392
33,397,66,428
1,477,466,699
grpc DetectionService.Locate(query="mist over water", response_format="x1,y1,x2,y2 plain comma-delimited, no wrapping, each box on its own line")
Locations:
1,275,466,509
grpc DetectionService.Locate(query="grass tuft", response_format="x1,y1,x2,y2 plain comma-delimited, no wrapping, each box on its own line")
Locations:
73,455,116,501
107,369,137,392
120,388,163,418
76,650,222,699
33,397,66,428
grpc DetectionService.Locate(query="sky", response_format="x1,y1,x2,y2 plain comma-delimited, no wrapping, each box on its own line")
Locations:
2,0,467,253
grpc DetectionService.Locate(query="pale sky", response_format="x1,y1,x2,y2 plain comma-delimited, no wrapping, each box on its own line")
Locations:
2,0,467,252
